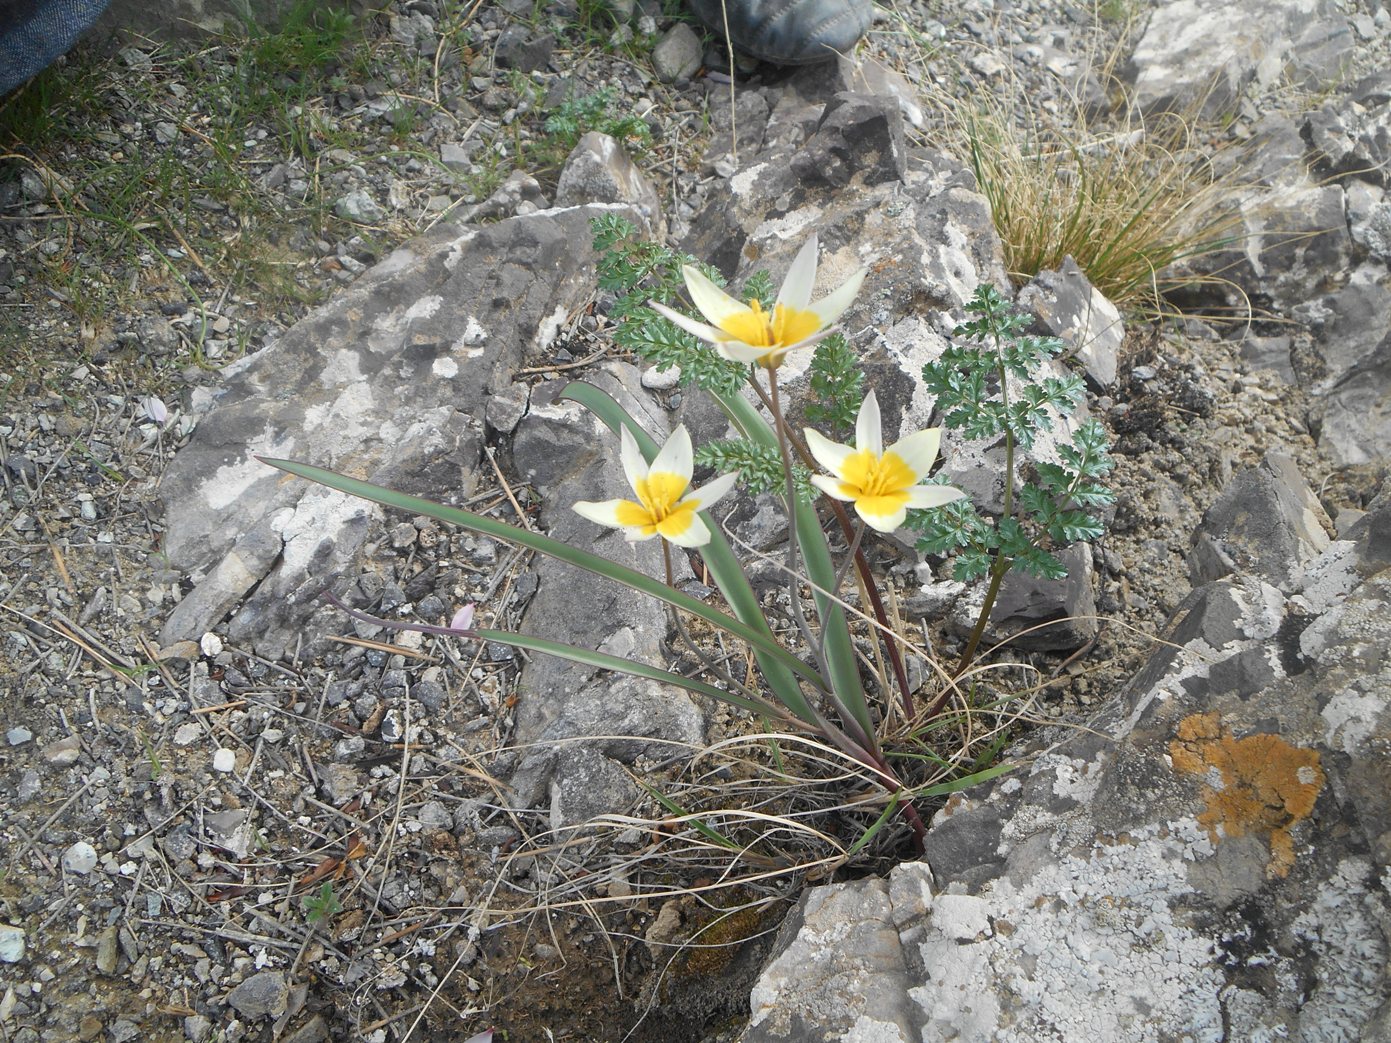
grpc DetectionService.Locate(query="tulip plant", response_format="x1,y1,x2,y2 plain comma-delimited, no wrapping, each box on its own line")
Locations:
262,216,1111,855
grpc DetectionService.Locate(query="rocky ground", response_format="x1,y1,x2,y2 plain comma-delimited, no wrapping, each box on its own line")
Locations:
2,0,1389,1041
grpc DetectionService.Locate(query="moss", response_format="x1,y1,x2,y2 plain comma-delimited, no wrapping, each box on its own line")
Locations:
1169,712,1325,879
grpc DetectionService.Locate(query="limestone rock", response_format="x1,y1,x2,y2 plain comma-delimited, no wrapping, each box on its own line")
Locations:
494,26,555,72
226,970,289,1020
1017,258,1123,390
652,23,701,84
1189,452,1332,590
159,203,654,658
553,132,664,235
1126,0,1351,117
742,487,1391,1041
789,92,907,189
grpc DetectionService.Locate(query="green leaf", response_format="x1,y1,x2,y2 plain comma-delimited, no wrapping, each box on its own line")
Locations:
260,457,828,697
805,334,864,438
473,627,793,721
717,391,876,753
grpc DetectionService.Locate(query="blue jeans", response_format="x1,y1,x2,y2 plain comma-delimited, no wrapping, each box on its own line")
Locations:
1,0,113,95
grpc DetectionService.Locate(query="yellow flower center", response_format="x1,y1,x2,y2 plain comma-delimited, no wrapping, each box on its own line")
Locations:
717,299,821,350
613,472,697,538
837,449,914,516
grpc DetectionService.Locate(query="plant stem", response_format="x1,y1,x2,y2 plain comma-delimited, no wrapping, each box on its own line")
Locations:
953,329,1017,680
750,379,916,719
766,371,826,673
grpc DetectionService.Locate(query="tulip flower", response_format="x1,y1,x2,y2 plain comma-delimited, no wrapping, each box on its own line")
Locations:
650,235,866,369
573,425,737,547
804,391,966,533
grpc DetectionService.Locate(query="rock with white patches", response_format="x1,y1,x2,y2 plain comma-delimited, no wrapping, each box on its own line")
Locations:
554,132,664,237
1189,451,1333,590
742,490,1391,1041
159,202,657,657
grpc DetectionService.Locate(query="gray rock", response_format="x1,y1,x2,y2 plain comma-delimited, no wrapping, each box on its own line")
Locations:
1017,258,1123,389
790,92,906,189
548,746,638,829
701,86,772,177
836,54,924,129
652,23,701,84
183,1015,212,1042
485,383,530,434
0,923,24,963
318,763,361,805
507,364,705,809
6,726,31,745
1293,265,1391,380
61,841,98,875
951,544,1098,653
41,734,81,766
203,809,253,858
744,492,1391,1041
1347,181,1391,260
742,874,923,1041
95,925,119,974
226,970,289,1020
1126,0,1349,117
1304,83,1391,189
1316,329,1391,466
282,1015,330,1043
494,26,555,72
1238,333,1295,382
1195,181,1352,312
334,189,385,223
553,132,664,235
1189,452,1332,590
160,202,655,658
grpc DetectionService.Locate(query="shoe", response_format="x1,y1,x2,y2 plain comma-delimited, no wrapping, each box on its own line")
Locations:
686,0,872,66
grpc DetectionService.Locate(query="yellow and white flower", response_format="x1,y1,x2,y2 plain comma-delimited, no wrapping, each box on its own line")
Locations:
804,391,965,533
573,425,737,547
650,235,866,369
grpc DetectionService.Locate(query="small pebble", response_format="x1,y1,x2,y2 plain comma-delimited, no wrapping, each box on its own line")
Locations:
6,726,32,745
0,923,25,963
62,841,99,875
173,723,202,747
199,632,223,657
212,748,237,773
41,735,82,766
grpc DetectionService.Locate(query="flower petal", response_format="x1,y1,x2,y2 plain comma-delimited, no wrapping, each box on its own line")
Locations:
683,469,739,513
885,427,942,481
810,474,856,501
716,339,777,364
572,498,629,529
776,235,819,311
905,484,968,509
810,266,866,327
650,424,694,482
804,427,855,479
683,265,748,327
855,498,909,533
619,424,648,491
855,390,883,458
650,301,725,344
660,509,711,547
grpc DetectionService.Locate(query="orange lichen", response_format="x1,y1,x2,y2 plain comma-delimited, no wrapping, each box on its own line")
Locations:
1169,712,1325,879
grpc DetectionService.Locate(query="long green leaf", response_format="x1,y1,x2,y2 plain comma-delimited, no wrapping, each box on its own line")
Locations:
261,457,826,691
472,628,795,721
714,392,875,747
558,381,820,726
